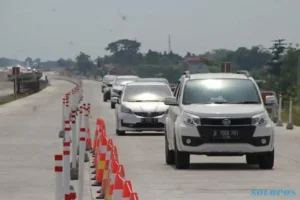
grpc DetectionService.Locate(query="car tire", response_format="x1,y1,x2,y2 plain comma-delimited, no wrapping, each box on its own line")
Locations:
103,95,107,102
258,149,274,169
174,136,190,169
165,132,174,165
246,154,258,165
111,103,115,109
116,129,125,136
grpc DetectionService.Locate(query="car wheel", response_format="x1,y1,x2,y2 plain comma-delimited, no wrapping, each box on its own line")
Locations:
246,154,258,165
116,129,125,136
258,149,274,169
174,136,189,169
103,95,107,102
111,102,115,109
165,131,174,165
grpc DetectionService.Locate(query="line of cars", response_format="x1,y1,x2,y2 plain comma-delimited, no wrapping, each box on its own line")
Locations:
101,71,276,170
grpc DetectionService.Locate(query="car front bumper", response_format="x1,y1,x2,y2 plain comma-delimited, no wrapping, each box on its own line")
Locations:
174,121,274,154
117,112,166,132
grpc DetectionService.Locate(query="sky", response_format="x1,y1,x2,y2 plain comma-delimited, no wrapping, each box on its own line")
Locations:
0,0,299,61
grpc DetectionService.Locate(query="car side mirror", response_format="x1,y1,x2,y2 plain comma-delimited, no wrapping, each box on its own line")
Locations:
111,97,120,104
265,95,276,105
164,96,178,106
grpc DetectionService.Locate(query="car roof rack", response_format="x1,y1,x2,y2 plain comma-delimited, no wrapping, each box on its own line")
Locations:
183,71,190,78
236,70,251,77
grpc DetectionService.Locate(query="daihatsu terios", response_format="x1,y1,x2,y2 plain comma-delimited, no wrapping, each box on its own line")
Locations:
164,71,276,169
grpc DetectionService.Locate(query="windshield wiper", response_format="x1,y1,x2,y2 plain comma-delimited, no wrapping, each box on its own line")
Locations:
235,101,260,104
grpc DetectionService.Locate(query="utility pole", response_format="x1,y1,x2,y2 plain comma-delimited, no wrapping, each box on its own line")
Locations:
168,34,171,53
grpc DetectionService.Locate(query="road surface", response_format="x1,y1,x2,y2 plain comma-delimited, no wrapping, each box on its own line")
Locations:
0,79,93,200
84,80,300,200
0,79,299,200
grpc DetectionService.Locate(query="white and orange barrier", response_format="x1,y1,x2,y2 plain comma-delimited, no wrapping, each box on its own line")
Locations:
55,79,139,200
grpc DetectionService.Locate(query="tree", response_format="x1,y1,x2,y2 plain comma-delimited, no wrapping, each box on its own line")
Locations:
268,39,287,76
96,56,103,68
105,39,142,66
24,57,33,66
75,52,95,75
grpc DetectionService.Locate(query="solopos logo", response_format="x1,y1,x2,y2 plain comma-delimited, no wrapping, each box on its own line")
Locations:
222,119,231,126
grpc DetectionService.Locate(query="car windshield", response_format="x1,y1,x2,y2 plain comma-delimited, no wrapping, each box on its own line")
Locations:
123,85,172,102
137,78,168,84
115,78,137,86
182,79,261,105
104,76,116,82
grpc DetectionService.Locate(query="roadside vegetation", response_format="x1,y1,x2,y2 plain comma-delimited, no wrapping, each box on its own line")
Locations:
1,38,299,125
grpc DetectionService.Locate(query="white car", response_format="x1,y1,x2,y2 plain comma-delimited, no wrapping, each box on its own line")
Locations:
112,82,173,135
136,78,169,84
164,71,276,169
110,75,139,109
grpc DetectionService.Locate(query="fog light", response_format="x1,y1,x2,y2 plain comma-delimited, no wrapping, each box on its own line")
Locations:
261,138,266,144
186,138,191,144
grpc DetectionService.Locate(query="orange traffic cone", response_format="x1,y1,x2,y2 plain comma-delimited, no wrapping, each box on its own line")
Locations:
122,180,133,200
130,193,139,200
93,129,99,151
105,154,119,199
106,184,114,200
96,139,113,199
112,173,125,200
92,135,108,186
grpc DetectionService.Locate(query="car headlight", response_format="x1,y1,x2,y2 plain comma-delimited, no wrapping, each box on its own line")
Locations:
182,112,201,126
252,112,268,126
121,105,132,114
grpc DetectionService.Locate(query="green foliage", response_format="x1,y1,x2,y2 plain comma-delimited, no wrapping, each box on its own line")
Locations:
75,52,95,75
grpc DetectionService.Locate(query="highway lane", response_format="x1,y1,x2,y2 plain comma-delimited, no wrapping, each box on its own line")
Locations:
84,80,300,200
0,79,93,200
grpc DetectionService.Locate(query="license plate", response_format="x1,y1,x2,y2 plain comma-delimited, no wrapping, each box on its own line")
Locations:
213,130,239,139
141,118,158,124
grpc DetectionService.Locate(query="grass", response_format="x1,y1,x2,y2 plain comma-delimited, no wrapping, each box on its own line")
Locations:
0,81,49,106
281,102,300,126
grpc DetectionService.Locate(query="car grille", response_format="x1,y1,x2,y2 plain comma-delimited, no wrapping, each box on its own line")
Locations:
113,89,122,95
107,84,112,87
134,112,165,117
200,118,252,126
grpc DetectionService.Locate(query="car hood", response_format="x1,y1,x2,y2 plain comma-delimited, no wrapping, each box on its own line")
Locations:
182,104,265,118
122,102,169,112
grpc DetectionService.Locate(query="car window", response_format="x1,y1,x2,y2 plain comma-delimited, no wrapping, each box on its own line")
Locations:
123,85,172,102
104,76,116,82
115,78,138,86
182,79,261,105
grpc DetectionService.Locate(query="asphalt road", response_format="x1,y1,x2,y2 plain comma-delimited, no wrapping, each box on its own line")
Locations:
0,79,93,200
0,79,299,200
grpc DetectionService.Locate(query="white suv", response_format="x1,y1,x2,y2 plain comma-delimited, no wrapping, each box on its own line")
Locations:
164,71,276,169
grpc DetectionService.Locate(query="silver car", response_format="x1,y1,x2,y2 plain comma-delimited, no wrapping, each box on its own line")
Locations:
110,75,139,109
112,82,172,135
